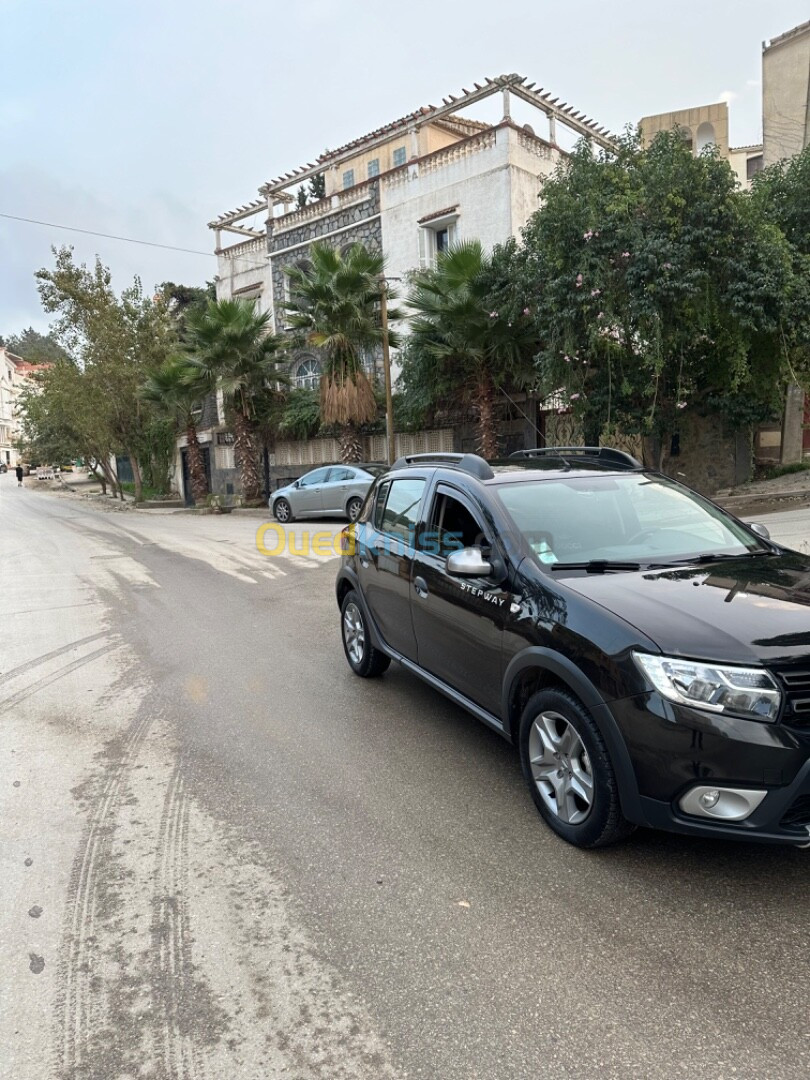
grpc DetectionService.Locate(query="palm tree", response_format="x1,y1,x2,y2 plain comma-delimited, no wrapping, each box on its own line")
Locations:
407,240,533,460
185,299,286,503
282,242,401,463
141,357,211,505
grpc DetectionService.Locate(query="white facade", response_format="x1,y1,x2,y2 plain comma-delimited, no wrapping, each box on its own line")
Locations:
214,236,271,312
380,124,557,283
0,348,22,468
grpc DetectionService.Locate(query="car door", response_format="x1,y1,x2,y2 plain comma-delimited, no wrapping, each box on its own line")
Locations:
410,484,509,717
292,466,330,515
321,467,356,514
355,474,427,660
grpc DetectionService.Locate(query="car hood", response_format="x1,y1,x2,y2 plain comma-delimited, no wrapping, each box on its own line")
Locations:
561,552,810,665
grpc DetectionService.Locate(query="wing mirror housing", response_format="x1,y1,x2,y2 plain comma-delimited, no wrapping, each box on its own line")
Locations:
447,546,506,582
747,522,770,540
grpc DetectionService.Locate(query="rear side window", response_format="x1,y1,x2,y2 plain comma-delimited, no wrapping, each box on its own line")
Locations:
378,478,425,540
329,467,354,482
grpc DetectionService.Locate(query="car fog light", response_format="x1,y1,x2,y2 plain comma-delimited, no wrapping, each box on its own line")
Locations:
679,785,767,822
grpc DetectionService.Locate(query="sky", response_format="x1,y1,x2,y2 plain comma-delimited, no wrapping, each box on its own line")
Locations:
1,0,808,336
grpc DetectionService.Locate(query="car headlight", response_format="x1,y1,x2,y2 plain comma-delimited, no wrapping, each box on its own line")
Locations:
633,653,781,723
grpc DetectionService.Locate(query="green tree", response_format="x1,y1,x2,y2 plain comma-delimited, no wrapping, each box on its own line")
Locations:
36,247,177,500
140,358,212,504
185,298,286,502
282,242,400,462
3,326,71,364
16,358,122,494
509,132,798,464
749,145,810,380
308,173,326,201
406,240,536,459
278,388,322,440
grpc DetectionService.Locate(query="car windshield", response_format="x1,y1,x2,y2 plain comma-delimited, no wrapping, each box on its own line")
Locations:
495,473,766,568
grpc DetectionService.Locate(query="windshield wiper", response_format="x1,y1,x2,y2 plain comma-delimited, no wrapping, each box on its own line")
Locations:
659,551,772,567
550,560,641,574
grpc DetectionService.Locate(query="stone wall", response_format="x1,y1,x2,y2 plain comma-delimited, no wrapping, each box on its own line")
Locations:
268,191,382,325
653,414,751,495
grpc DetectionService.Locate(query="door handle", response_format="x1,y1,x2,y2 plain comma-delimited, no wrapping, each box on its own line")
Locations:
414,576,429,598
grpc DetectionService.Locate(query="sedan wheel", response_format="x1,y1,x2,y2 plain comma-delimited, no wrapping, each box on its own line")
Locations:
346,497,363,522
274,498,293,523
528,710,593,825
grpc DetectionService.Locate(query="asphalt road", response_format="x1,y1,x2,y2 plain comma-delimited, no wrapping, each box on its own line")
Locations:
2,479,809,1080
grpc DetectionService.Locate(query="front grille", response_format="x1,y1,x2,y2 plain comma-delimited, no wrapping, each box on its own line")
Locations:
771,666,810,728
780,794,810,831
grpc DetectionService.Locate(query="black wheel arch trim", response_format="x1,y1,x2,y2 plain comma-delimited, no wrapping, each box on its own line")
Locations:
502,647,645,823
335,568,385,652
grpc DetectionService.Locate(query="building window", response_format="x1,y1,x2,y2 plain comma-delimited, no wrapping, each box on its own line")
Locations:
368,158,380,178
343,169,355,189
419,219,458,266
435,227,451,254
294,356,322,389
392,146,407,167
747,154,764,181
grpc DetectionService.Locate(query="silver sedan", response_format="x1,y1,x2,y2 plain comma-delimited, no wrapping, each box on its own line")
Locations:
271,464,385,523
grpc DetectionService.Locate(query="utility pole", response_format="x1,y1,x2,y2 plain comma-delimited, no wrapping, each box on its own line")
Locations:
379,277,396,466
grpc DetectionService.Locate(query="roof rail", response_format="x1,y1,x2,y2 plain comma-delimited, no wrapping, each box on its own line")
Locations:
390,452,495,480
509,446,643,470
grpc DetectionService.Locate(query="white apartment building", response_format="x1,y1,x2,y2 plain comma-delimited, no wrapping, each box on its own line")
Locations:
0,347,23,468
209,73,617,388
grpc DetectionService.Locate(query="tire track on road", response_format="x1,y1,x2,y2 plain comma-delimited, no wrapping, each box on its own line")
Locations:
0,644,117,716
56,708,154,1080
153,763,203,1080
0,631,110,688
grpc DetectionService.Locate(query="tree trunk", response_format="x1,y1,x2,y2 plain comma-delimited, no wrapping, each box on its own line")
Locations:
98,457,118,497
186,422,209,505
338,423,363,464
128,452,144,502
233,409,262,502
475,373,498,460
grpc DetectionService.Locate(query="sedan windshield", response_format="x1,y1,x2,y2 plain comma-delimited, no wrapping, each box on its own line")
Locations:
495,473,766,569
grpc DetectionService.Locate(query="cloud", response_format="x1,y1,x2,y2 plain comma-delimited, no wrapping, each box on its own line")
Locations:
719,90,738,105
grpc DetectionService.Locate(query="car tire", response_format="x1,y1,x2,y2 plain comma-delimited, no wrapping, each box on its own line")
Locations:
340,590,390,678
346,496,363,522
518,688,635,848
274,498,294,523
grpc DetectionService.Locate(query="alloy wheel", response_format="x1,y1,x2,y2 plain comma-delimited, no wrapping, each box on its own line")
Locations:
275,499,290,523
343,602,365,665
528,710,594,824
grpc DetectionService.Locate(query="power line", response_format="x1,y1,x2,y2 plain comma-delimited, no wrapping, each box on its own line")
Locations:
0,212,215,256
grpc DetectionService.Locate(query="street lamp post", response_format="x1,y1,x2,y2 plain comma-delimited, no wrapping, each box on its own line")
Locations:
379,276,397,466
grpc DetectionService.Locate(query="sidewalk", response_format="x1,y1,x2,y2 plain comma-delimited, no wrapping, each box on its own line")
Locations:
715,465,810,516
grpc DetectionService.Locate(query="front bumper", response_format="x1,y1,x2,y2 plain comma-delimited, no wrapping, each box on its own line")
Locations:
611,693,810,845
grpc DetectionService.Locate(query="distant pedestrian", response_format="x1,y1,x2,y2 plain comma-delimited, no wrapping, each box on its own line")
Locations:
15,465,23,487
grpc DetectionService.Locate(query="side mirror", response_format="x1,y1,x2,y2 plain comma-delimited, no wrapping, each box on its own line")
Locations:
447,546,493,577
747,522,770,540
293,479,301,489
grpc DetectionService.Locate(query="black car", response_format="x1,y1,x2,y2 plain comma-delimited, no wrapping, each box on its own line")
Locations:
335,448,810,849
